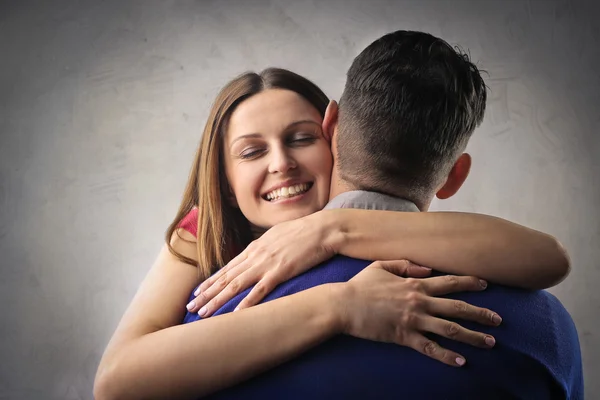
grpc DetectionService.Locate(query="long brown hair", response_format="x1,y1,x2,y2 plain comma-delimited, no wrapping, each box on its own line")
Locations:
165,68,330,282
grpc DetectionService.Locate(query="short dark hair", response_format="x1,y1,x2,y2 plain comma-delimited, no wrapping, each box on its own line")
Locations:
337,30,487,206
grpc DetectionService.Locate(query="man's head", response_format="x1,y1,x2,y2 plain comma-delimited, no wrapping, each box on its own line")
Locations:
323,30,487,210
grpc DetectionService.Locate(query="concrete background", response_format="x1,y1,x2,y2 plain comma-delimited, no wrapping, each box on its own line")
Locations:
0,0,598,398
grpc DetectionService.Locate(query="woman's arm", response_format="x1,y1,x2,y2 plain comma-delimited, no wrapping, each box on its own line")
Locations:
94,229,497,399
191,209,570,315
328,209,570,289
94,229,342,399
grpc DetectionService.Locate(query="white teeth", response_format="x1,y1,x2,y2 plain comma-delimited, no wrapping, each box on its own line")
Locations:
265,183,310,201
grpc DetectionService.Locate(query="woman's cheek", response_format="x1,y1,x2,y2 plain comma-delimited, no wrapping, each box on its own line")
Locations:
315,149,333,207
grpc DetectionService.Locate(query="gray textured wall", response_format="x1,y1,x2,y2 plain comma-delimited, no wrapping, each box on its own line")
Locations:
0,0,598,398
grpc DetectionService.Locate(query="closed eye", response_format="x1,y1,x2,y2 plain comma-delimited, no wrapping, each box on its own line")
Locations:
238,133,318,159
239,148,264,159
288,134,318,145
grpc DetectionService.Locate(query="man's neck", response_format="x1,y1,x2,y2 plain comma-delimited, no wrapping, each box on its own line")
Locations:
328,169,431,211
328,169,355,201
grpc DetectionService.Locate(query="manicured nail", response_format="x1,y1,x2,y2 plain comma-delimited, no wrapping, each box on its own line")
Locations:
455,357,466,366
194,287,201,297
479,279,487,288
492,313,502,325
485,336,496,347
198,306,207,317
186,300,196,311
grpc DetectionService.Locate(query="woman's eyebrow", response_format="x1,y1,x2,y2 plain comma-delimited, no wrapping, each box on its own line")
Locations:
285,119,321,130
230,133,262,148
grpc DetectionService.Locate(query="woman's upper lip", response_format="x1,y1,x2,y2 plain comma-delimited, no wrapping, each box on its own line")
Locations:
261,179,312,196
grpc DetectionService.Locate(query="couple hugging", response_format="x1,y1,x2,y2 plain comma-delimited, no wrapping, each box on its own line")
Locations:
95,30,583,399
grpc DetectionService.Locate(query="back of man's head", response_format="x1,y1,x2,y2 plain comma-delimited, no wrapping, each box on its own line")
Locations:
336,30,487,207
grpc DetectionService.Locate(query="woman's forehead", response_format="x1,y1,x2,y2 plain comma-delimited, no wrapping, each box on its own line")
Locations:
227,89,322,138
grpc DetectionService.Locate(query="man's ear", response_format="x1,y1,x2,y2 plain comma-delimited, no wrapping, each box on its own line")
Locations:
322,100,339,143
436,153,472,200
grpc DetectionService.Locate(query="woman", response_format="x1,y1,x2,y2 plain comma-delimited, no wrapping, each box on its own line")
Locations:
94,68,569,399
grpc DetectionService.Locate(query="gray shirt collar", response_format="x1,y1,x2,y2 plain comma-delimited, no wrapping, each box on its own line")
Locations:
324,190,419,212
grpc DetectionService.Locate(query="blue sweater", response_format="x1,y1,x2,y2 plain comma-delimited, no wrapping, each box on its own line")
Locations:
183,255,583,399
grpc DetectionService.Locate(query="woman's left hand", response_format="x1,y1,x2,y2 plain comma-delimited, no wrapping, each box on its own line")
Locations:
185,211,432,317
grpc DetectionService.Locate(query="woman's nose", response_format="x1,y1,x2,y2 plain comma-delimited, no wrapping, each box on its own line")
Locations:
268,148,297,174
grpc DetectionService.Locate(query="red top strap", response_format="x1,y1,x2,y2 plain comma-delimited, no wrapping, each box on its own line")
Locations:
177,208,198,237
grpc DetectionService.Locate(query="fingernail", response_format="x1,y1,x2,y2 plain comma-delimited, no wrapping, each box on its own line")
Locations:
422,267,432,271
485,336,496,347
479,279,487,288
455,357,466,366
194,287,201,297
186,300,196,311
234,307,240,312
492,313,502,325
198,306,207,317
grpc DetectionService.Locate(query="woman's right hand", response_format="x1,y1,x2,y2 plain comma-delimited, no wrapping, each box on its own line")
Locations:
337,260,503,367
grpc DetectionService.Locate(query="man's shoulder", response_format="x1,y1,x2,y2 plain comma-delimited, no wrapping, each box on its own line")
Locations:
452,285,582,398
453,285,577,340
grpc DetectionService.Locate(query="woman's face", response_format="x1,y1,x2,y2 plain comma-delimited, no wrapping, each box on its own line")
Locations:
223,88,333,230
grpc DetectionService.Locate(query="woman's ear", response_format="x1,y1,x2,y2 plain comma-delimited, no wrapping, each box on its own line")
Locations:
322,100,339,143
436,153,472,200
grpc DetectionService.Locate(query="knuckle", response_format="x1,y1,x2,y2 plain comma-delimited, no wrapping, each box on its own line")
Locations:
405,292,423,308
393,326,406,344
261,275,276,290
204,276,217,288
401,260,415,274
422,340,437,356
405,278,423,291
198,290,210,304
228,279,241,294
216,274,229,288
481,308,492,320
453,300,468,314
400,312,418,328
445,322,461,338
444,275,459,286
253,281,267,295
441,349,455,365
220,264,231,274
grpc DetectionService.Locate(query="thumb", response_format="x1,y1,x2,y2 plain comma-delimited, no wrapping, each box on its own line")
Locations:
405,263,433,278
375,260,432,278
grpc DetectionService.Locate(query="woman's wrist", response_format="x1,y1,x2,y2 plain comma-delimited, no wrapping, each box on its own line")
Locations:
315,209,350,256
318,282,351,335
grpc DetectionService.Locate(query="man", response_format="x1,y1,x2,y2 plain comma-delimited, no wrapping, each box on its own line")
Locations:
203,30,583,399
